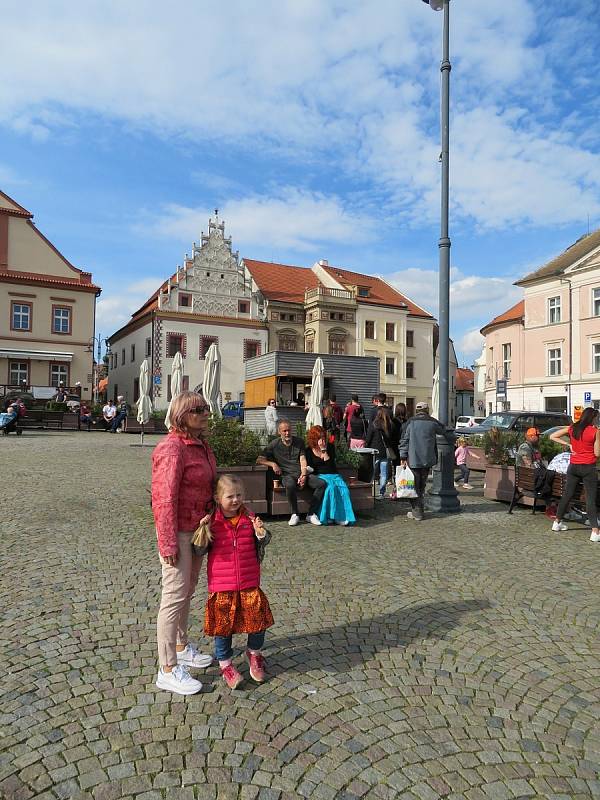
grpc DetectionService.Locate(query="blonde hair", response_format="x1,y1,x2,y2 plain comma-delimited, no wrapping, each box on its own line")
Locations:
216,473,245,502
168,390,208,435
457,436,467,446
192,474,245,549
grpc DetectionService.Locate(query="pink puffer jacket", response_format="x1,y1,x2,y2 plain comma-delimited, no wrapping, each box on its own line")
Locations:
207,507,260,592
151,432,217,558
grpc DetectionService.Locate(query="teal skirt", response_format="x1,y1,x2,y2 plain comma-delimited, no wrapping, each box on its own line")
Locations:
317,473,356,525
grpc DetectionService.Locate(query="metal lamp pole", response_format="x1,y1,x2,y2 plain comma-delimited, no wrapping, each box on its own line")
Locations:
423,0,460,513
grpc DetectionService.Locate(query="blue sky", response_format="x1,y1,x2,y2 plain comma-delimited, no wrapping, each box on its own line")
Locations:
2,0,600,365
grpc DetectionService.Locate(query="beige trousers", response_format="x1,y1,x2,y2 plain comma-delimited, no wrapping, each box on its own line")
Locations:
156,531,204,667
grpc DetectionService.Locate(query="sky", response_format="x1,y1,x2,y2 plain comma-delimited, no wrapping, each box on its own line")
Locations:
2,0,600,366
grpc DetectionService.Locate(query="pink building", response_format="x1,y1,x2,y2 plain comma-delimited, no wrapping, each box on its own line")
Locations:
481,229,600,416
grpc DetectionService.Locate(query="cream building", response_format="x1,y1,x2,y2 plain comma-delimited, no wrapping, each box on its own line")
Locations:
0,190,100,398
481,228,600,415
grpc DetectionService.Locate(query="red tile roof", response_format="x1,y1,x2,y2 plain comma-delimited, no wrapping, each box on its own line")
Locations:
480,300,524,334
243,259,319,303
455,367,474,392
322,265,433,317
0,269,100,293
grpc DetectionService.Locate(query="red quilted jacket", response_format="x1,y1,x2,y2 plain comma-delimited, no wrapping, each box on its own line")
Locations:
207,507,260,592
151,432,217,558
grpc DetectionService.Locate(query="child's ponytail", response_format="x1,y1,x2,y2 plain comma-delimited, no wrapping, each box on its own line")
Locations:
192,516,213,550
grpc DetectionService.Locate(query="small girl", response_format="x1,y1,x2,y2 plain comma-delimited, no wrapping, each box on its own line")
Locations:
454,436,472,489
194,475,274,689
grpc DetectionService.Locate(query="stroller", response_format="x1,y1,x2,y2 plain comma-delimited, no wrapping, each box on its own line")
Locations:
0,407,20,436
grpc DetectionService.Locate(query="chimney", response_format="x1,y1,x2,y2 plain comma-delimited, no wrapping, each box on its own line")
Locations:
318,259,328,266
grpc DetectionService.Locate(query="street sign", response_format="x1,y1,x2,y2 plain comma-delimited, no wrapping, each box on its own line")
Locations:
584,391,592,403
496,379,507,399
153,376,161,385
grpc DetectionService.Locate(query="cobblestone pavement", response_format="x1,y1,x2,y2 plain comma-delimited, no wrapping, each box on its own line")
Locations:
2,432,600,800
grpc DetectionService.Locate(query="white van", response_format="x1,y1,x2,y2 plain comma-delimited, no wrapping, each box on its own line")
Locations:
455,415,484,429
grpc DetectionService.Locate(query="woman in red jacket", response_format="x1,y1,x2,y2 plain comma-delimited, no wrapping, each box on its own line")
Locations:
550,407,600,541
151,390,216,695
199,474,273,689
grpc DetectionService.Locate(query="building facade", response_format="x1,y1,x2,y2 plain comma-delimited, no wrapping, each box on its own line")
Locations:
0,190,100,398
481,228,600,415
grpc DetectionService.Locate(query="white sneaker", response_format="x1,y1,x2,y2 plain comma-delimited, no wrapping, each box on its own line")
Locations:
288,513,300,526
552,520,568,532
590,531,600,542
407,511,414,519
462,484,473,490
307,514,322,526
156,664,202,695
176,643,212,669
335,520,349,526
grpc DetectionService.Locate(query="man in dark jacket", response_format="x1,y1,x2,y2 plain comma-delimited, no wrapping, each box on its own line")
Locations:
399,401,452,521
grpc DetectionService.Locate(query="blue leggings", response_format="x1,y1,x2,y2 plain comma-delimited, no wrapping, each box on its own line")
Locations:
214,631,265,661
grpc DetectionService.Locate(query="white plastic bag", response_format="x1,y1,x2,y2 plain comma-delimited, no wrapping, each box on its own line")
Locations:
395,465,418,498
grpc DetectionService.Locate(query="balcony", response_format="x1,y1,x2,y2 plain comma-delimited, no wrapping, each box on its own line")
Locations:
304,286,356,305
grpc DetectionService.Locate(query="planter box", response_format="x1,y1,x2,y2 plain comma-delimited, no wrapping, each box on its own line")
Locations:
216,464,268,515
124,418,166,434
484,464,515,503
467,446,487,472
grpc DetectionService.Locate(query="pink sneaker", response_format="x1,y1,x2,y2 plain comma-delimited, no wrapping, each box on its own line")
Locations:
220,663,243,689
246,650,267,682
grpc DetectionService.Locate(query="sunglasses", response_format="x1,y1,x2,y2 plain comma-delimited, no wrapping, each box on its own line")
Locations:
189,405,210,415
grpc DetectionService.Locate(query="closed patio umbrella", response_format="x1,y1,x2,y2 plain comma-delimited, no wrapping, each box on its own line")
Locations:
305,357,324,430
203,342,221,417
136,359,153,445
164,350,184,430
431,366,440,420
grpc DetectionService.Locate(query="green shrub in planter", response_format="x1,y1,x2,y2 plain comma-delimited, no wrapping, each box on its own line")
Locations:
335,437,362,468
92,403,103,416
539,436,563,463
46,401,68,412
208,416,263,467
151,409,167,420
482,428,520,466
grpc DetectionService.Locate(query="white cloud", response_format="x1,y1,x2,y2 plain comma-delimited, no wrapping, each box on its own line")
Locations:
457,329,485,365
140,189,375,252
96,277,163,337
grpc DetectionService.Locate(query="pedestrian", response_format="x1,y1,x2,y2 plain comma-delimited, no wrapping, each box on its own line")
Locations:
54,386,67,403
102,399,116,431
454,436,473,490
323,395,343,441
389,403,408,498
305,425,355,525
152,390,215,695
349,404,367,449
197,474,274,689
549,408,600,541
366,407,396,499
343,394,361,441
516,428,543,468
369,392,392,423
264,398,278,436
399,401,453,521
111,395,128,433
257,419,321,526
79,402,95,429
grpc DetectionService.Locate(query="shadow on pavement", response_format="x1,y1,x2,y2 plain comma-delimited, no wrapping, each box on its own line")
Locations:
266,599,491,675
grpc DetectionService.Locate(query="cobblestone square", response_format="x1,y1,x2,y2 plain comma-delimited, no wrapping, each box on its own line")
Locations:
2,432,600,799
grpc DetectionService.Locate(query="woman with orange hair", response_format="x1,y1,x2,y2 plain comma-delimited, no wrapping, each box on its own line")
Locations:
305,425,355,526
151,390,216,695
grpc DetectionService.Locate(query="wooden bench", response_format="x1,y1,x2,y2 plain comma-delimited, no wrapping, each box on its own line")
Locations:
16,409,64,431
42,410,64,429
508,465,597,515
268,476,374,517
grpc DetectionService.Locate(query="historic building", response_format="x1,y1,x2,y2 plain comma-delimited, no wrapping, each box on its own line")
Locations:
108,213,436,412
481,228,600,416
0,190,101,398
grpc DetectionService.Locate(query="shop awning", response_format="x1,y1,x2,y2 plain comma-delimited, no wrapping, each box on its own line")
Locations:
0,349,74,362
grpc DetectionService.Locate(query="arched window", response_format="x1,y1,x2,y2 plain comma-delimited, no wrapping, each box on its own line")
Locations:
328,328,347,356
278,329,298,352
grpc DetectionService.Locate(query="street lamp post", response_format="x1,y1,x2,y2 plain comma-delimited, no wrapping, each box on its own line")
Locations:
422,0,460,513
87,334,104,404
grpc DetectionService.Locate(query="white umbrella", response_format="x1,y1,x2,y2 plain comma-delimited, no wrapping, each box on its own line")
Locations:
164,350,184,430
203,342,221,417
431,366,440,420
305,357,324,430
136,359,153,445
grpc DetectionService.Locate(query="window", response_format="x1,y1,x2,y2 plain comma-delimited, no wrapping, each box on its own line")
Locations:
244,340,261,360
167,334,185,357
133,378,140,403
280,312,297,322
238,300,250,314
145,338,151,357
179,293,191,308
593,288,600,317
329,311,346,321
9,361,28,385
385,323,395,341
52,306,71,334
406,330,414,348
131,344,136,363
278,333,297,352
121,348,126,366
502,343,511,378
548,296,561,324
358,287,370,297
548,347,562,376
50,363,69,387
329,335,346,355
305,337,314,353
11,302,32,331
365,320,375,339
385,357,395,376
406,362,414,379
406,397,415,417
199,335,217,358
593,343,600,373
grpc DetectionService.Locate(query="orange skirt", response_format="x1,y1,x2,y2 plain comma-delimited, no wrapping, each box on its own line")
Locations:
204,588,274,636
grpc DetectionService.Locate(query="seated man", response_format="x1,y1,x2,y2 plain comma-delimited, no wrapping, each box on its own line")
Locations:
516,427,544,468
111,395,128,433
257,418,324,527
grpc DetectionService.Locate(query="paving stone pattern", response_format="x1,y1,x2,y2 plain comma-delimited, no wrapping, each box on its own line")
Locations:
2,432,600,799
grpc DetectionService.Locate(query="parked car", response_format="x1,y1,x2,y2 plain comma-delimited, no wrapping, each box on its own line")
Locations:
455,415,485,429
457,410,571,437
222,400,244,422
0,391,35,409
64,393,81,411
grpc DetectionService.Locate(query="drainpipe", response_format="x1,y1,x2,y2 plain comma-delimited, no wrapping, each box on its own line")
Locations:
560,277,572,415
